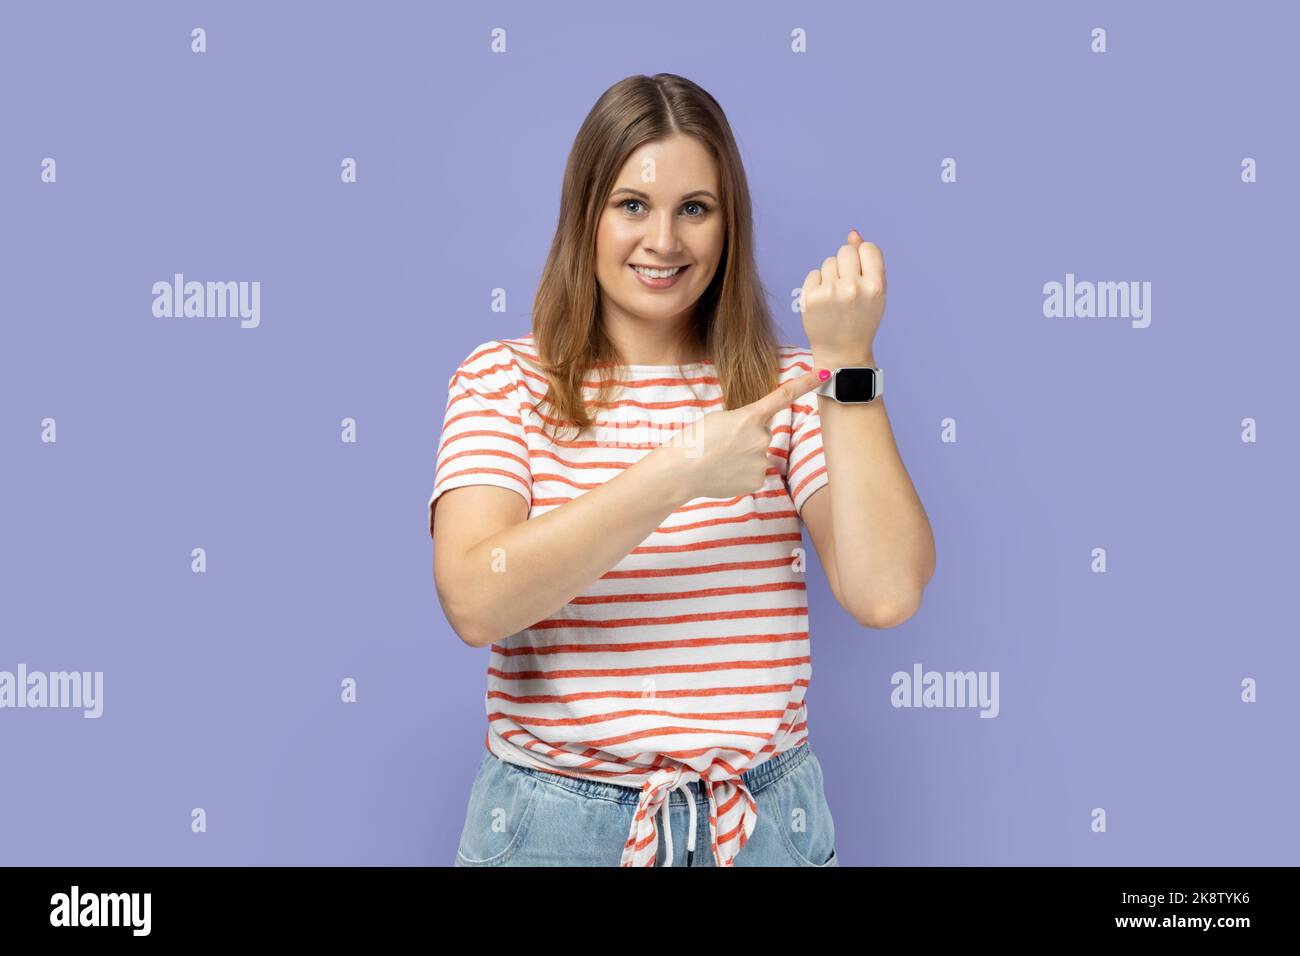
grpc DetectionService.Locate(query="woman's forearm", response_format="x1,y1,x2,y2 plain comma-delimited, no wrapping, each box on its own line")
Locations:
451,443,691,647
814,347,936,623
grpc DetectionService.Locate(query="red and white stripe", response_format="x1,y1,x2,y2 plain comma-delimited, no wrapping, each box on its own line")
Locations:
430,334,830,866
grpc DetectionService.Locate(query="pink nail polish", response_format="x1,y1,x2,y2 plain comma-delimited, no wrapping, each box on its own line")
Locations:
818,368,831,381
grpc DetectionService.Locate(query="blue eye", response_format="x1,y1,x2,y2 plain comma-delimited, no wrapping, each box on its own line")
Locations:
617,199,712,217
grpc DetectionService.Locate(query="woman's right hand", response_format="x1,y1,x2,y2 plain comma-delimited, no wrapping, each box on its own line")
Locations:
669,367,825,501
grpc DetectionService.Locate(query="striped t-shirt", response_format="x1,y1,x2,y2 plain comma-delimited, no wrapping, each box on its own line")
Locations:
428,333,830,866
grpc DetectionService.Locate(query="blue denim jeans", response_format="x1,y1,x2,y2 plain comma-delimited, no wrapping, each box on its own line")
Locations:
453,742,838,867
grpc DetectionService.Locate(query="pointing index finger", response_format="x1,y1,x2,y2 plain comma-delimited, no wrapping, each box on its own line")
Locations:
748,367,825,423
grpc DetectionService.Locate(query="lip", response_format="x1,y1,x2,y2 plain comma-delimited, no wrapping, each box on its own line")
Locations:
629,263,689,289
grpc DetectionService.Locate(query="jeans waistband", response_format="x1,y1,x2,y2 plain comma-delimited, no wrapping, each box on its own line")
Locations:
497,741,811,807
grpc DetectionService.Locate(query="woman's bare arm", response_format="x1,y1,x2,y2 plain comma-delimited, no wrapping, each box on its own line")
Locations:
431,368,822,648
432,443,689,648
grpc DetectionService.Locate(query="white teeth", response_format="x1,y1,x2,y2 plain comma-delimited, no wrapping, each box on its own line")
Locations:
632,265,684,279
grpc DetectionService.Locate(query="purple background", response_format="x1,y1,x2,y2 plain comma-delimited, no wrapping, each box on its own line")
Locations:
2,0,1296,866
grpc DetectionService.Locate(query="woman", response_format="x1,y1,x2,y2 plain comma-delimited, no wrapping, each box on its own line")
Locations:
429,73,935,866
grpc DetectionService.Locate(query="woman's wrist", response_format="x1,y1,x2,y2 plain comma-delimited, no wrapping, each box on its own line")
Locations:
644,441,696,509
812,348,876,369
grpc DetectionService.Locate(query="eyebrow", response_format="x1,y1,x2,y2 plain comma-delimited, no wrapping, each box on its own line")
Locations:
610,187,719,203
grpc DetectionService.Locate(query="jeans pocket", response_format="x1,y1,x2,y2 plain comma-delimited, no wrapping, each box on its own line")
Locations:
454,756,541,867
775,750,838,867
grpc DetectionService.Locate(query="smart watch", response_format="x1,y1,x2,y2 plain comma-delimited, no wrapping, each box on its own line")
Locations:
815,365,883,404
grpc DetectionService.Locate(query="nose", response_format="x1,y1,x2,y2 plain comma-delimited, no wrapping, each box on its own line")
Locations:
644,209,684,256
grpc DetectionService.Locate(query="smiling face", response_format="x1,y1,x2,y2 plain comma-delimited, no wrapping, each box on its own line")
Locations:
594,133,725,357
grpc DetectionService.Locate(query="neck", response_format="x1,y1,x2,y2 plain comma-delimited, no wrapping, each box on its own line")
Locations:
601,312,703,365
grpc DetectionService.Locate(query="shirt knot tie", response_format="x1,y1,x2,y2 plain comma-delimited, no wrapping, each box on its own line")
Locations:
620,763,758,867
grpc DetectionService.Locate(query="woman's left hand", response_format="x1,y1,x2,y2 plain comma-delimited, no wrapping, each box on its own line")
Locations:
800,229,886,359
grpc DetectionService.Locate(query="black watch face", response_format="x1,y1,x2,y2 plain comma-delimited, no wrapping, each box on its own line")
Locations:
834,367,877,402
